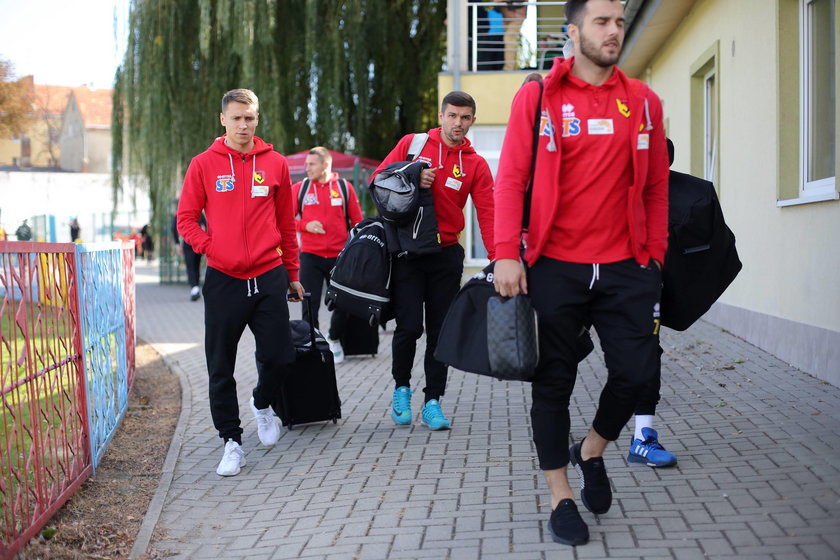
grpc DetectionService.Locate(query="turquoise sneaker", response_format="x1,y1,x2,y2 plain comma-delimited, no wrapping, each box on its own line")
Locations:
421,399,451,430
391,386,412,425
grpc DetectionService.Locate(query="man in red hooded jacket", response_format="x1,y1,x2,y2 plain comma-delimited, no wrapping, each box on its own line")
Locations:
373,90,495,432
292,146,364,363
177,88,304,477
493,0,669,546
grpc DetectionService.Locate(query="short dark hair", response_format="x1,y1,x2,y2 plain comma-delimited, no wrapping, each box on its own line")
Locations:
221,88,259,113
565,0,622,27
441,91,476,116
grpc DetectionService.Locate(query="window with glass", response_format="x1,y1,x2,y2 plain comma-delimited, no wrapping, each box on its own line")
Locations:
800,0,836,196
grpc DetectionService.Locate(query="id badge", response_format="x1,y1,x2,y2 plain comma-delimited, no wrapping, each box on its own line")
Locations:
251,185,269,197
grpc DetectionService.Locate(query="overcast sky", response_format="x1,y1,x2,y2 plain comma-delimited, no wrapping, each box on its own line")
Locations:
0,0,129,90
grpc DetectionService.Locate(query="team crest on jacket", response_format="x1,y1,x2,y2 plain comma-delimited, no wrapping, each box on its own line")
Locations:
253,170,266,184
452,164,463,178
616,99,631,118
215,174,235,192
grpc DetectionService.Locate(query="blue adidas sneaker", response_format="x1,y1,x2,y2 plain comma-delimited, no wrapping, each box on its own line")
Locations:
421,399,451,430
391,386,412,425
627,427,678,467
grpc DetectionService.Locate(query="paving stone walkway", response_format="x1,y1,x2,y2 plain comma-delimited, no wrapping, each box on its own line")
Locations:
130,264,840,559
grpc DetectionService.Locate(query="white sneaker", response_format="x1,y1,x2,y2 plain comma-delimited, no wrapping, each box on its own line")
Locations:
328,339,344,364
190,286,200,301
216,440,245,476
250,397,280,446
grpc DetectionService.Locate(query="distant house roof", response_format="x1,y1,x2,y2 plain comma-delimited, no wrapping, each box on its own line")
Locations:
285,149,381,175
70,87,113,128
18,76,113,127
19,76,72,116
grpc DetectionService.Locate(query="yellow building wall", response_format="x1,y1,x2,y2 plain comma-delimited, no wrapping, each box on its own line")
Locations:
0,116,61,168
643,0,840,333
438,71,545,125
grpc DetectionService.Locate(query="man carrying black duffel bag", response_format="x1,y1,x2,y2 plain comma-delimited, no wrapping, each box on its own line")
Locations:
372,90,495,431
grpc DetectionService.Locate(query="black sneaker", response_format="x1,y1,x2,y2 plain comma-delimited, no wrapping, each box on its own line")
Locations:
546,499,589,546
569,441,612,514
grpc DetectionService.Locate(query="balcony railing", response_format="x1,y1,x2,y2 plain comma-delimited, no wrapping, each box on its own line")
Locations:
464,1,570,72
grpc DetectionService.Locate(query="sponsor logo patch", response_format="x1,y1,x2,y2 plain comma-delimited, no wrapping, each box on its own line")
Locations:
215,175,235,192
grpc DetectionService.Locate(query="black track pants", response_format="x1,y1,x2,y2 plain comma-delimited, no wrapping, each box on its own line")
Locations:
203,266,295,442
528,257,662,470
391,244,464,402
299,252,349,340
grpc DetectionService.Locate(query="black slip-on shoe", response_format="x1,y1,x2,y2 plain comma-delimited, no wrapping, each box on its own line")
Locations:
569,441,612,514
547,498,589,546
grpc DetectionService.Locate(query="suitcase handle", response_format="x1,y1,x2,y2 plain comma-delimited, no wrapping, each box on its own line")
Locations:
289,292,318,349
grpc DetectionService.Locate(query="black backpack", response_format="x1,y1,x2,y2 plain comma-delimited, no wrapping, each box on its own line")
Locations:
660,170,742,330
324,217,392,326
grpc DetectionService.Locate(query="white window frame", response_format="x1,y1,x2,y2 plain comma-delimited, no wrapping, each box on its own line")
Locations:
703,68,717,182
798,0,836,199
464,125,505,266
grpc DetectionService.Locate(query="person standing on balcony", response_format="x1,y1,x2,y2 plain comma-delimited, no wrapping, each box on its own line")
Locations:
177,88,304,477
373,90,495,431
473,0,504,70
292,146,364,363
493,0,669,546
500,1,527,70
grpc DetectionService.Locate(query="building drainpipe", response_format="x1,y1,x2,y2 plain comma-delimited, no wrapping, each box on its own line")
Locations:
452,0,461,91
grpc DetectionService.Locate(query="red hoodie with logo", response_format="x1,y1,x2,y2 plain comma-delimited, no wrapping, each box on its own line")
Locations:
177,135,300,281
292,172,364,258
373,127,495,259
494,57,669,267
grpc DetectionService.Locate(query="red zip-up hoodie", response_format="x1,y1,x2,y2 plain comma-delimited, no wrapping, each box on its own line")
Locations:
495,57,669,266
177,135,300,281
373,127,495,259
292,172,364,258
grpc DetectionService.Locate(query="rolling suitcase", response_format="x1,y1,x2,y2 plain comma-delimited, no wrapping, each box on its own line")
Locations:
270,294,341,429
339,314,379,357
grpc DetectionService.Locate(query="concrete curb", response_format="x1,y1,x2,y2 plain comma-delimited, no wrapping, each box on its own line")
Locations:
129,346,193,559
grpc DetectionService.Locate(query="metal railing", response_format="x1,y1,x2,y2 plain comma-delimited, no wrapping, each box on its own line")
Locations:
467,1,569,72
0,241,136,558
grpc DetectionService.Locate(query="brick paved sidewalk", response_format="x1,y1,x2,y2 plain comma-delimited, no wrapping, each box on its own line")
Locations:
130,264,840,559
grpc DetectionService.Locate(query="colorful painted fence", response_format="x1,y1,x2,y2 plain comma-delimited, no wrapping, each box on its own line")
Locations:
0,241,136,559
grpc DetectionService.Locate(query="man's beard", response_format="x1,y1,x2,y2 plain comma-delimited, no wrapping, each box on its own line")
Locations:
578,33,622,68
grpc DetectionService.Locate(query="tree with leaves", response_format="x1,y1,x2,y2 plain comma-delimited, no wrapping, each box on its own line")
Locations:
0,58,32,138
113,0,447,234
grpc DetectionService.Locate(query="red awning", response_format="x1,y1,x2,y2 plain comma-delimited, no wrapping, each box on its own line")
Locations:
285,149,380,175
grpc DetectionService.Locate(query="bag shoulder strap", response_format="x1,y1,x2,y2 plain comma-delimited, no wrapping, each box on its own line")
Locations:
407,133,429,160
337,178,352,231
522,81,544,231
297,178,311,218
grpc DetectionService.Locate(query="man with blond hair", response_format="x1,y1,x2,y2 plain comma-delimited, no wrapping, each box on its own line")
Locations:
292,146,363,362
178,88,304,477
